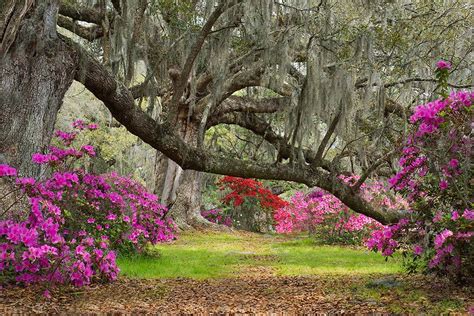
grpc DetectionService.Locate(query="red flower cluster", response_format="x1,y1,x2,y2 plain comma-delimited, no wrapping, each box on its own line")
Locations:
218,176,288,211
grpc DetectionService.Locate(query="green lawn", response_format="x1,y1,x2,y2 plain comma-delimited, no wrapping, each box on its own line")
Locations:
117,232,401,279
112,232,474,313
272,238,402,276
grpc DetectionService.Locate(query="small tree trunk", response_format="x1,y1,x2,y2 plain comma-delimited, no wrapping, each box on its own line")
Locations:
0,0,77,177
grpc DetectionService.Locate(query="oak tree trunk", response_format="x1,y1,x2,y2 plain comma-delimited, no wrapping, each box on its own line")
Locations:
0,0,76,218
158,115,220,230
154,152,182,205
0,0,77,177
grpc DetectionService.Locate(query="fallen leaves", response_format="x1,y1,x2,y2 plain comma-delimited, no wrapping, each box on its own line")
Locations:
1,274,472,314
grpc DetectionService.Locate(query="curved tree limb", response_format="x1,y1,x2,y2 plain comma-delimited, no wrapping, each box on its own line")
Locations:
57,15,103,41
59,0,109,25
63,35,404,225
207,111,339,174
356,76,473,89
214,95,290,115
313,107,342,166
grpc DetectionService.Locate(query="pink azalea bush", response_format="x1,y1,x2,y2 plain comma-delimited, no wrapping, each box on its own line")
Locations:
366,65,473,281
0,121,176,288
274,176,407,245
435,60,451,70
200,209,232,227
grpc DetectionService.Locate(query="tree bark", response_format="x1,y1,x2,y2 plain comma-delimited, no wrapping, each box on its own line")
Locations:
154,152,182,206
150,110,217,230
0,0,77,177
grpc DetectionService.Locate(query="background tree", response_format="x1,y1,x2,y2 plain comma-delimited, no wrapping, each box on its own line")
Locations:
0,0,472,228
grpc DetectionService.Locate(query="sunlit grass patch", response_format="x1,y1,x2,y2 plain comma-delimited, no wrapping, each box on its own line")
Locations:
118,232,401,279
118,248,242,279
272,238,402,276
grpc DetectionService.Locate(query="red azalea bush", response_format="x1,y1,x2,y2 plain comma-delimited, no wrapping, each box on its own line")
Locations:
274,176,407,245
219,176,288,210
366,62,473,282
217,176,288,232
0,121,175,288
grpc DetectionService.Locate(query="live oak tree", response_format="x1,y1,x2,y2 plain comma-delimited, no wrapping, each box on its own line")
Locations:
0,0,472,228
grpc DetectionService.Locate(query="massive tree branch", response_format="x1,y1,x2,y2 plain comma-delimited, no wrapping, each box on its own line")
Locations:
59,1,106,25
57,15,103,41
63,35,403,225
214,95,290,115
356,77,473,89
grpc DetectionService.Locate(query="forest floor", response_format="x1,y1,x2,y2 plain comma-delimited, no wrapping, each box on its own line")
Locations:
1,231,473,314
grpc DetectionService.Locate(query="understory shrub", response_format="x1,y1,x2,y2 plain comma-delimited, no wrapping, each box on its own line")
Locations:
366,62,473,282
200,208,232,227
217,176,288,232
0,120,175,288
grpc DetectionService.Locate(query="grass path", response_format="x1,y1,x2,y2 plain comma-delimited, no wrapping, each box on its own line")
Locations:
118,231,401,279
1,231,472,314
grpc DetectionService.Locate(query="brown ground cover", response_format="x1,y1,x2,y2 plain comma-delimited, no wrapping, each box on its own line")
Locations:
1,274,473,314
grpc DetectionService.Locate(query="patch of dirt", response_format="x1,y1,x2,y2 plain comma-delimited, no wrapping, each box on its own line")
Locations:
1,275,472,314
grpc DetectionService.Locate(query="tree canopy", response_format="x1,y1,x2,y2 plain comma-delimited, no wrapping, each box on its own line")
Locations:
1,0,472,225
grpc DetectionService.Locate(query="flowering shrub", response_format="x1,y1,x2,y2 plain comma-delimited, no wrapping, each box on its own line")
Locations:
274,176,407,245
0,121,175,288
367,62,473,282
219,176,288,210
218,176,288,232
200,209,232,227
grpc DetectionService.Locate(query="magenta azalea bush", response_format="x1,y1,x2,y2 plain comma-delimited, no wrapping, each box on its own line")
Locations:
0,121,175,288
200,209,232,227
274,176,407,245
366,64,473,281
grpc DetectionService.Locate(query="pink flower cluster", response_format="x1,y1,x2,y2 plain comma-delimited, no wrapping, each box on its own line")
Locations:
0,178,120,287
0,122,176,289
373,88,473,279
366,219,408,256
72,119,98,131
201,209,232,227
274,176,406,245
389,91,473,197
0,164,17,177
436,60,451,70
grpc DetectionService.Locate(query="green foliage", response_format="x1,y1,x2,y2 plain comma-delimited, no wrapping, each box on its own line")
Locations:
150,0,196,29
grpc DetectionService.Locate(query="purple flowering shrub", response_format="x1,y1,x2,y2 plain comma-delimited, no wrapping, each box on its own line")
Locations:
366,61,473,282
0,121,176,288
200,209,232,227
